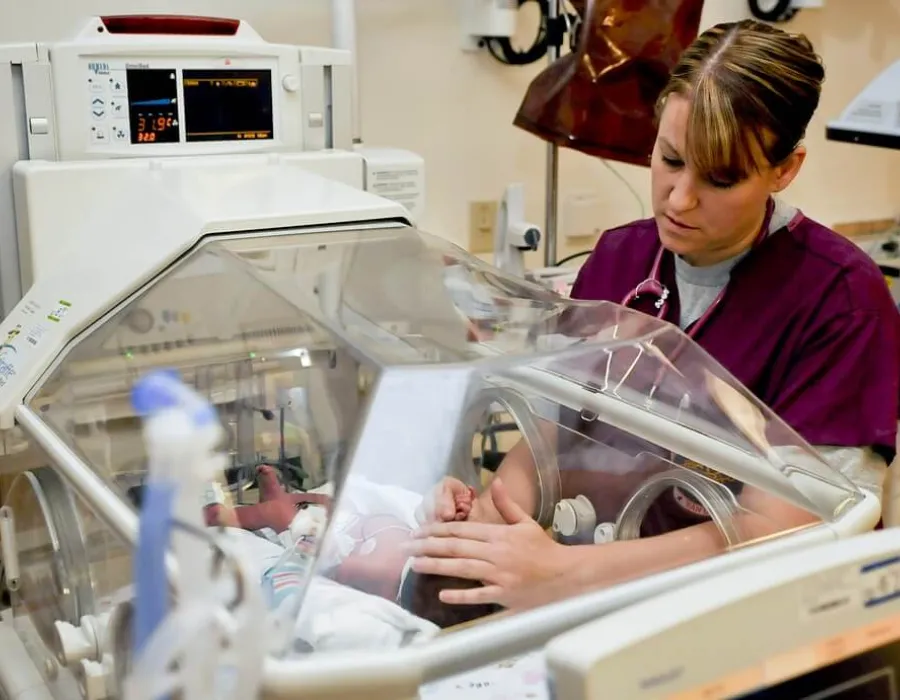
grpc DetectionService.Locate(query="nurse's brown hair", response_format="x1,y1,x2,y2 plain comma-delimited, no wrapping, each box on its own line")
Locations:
657,19,824,184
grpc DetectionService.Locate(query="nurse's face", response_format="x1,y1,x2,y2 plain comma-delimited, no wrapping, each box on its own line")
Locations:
650,94,805,266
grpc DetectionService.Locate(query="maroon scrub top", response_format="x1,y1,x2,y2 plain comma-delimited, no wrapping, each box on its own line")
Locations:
569,210,900,463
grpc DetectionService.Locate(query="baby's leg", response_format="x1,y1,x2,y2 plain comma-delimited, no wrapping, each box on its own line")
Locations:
205,500,298,532
204,464,333,533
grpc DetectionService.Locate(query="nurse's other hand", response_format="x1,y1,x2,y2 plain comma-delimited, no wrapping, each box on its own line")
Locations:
415,478,478,524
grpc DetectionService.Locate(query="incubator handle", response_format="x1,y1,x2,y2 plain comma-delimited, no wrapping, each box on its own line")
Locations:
99,15,241,36
0,506,18,591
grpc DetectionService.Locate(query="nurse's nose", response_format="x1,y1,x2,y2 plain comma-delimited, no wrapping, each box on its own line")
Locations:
668,173,699,213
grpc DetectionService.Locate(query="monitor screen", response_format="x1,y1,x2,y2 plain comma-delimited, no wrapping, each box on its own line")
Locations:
126,69,180,144
182,69,274,142
735,641,899,699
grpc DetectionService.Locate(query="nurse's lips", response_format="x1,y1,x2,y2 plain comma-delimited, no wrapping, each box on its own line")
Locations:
665,215,698,232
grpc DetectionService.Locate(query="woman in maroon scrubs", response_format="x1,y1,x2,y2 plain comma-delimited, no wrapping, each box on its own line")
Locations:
408,19,900,611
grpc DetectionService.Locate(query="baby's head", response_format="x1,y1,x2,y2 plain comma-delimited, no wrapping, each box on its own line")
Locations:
399,569,502,629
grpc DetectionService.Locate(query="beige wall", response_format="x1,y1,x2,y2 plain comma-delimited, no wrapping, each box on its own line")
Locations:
1,0,897,256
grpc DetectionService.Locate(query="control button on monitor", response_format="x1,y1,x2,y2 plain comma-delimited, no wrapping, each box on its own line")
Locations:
91,96,106,121
90,126,109,144
110,99,126,119
109,76,127,95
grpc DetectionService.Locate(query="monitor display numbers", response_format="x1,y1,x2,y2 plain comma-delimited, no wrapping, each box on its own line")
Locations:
182,69,274,142
113,67,274,146
126,69,180,144
135,115,177,143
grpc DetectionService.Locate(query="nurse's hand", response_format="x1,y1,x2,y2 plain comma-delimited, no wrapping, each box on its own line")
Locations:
415,477,479,524
406,478,572,610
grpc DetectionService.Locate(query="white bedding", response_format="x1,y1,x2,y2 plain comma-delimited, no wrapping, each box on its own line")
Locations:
228,475,440,654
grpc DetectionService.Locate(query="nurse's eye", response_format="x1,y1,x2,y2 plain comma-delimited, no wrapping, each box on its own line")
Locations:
707,176,737,189
661,156,683,169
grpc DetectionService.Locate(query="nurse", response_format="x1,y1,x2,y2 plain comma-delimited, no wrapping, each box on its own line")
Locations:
407,19,900,611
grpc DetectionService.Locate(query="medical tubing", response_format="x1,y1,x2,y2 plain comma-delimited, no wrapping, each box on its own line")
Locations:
130,369,226,700
123,522,268,700
132,481,176,655
124,601,222,700
615,469,742,546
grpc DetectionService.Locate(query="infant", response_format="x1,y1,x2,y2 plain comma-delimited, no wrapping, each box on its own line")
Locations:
205,466,499,627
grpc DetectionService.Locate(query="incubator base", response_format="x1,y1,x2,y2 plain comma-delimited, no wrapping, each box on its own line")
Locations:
0,616,57,700
418,651,547,700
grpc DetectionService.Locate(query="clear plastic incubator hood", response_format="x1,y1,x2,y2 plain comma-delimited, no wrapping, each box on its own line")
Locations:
0,172,878,699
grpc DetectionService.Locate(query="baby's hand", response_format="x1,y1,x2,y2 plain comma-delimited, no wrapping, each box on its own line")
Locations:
416,479,479,524
453,485,478,521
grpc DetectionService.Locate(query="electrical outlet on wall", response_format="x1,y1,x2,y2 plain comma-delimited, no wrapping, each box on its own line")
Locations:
561,191,607,240
468,200,498,254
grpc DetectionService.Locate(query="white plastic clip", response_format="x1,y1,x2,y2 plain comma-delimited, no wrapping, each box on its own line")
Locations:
593,522,617,544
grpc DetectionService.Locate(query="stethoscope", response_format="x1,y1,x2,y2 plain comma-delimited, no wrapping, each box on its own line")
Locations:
609,204,804,406
620,222,769,339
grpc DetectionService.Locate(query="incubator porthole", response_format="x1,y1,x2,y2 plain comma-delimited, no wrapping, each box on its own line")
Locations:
460,387,561,527
4,468,95,654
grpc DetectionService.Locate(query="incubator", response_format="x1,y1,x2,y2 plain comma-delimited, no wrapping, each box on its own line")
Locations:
0,174,882,698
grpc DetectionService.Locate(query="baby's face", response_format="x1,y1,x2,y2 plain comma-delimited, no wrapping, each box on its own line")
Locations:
332,514,413,600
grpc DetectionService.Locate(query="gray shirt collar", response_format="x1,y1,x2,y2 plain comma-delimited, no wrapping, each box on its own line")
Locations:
673,198,799,286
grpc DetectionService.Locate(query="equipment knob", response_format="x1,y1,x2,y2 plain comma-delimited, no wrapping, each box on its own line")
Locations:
552,495,596,538
282,74,300,92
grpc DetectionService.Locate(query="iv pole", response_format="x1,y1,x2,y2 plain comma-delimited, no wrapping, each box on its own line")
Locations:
543,0,562,267
332,0,362,145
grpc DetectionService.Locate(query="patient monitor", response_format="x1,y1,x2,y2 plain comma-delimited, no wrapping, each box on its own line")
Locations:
827,58,900,151
0,13,885,700
0,13,424,317
547,526,900,699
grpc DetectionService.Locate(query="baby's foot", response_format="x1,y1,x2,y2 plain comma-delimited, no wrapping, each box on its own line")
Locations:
257,465,285,502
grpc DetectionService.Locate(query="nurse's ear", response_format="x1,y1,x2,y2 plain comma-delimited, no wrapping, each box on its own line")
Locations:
769,145,807,194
